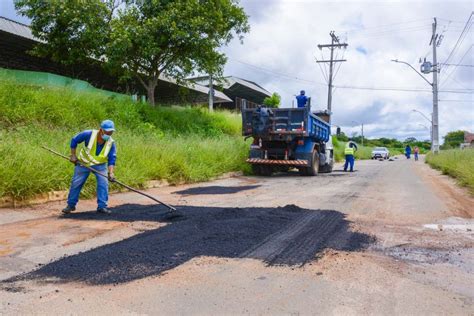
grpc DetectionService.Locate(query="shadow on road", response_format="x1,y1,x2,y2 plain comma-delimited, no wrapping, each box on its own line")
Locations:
174,185,260,195
3,204,374,286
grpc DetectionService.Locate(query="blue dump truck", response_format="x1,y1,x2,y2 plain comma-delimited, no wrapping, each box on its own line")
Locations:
242,98,333,176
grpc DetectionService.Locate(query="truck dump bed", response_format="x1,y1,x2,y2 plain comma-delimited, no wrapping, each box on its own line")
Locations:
242,107,330,142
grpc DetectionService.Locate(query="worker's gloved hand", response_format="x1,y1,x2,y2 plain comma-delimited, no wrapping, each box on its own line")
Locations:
69,154,78,164
108,173,116,183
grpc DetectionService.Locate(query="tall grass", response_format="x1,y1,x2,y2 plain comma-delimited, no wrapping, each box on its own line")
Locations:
0,80,248,201
425,149,474,195
0,80,242,137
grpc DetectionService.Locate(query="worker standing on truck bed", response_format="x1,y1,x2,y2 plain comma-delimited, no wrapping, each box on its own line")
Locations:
62,120,117,215
344,141,358,172
296,90,308,108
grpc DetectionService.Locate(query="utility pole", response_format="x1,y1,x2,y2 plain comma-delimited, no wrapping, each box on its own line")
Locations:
430,18,439,153
317,31,348,124
208,75,214,112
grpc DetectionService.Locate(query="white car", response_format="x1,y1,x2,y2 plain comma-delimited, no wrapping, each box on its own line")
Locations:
371,147,390,159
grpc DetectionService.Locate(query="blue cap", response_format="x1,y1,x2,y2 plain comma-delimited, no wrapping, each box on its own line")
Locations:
100,119,115,132
300,90,305,95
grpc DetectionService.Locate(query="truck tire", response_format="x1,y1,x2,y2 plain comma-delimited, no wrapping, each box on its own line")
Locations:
299,151,319,176
319,161,333,173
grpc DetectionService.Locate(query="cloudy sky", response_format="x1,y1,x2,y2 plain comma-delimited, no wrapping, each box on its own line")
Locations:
221,0,473,141
2,0,473,141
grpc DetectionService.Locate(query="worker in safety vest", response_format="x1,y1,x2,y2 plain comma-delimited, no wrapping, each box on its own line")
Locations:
62,120,117,215
296,90,308,108
343,141,358,172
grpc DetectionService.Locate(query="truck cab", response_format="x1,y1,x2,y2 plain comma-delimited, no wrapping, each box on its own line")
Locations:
242,98,334,176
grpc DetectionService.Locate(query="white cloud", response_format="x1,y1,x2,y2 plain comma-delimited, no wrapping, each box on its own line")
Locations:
224,0,474,141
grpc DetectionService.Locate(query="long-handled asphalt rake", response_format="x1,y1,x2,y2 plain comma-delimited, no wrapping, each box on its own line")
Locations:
42,146,178,214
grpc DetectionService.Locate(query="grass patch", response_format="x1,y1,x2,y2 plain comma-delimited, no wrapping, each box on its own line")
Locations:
0,79,248,201
425,149,474,195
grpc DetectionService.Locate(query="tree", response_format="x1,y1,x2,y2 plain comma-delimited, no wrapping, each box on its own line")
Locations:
336,131,349,142
16,0,250,106
404,137,417,143
441,130,465,149
263,92,281,108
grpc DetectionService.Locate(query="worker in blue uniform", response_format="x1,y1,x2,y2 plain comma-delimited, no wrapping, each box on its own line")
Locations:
296,90,308,108
344,141,358,172
62,120,117,215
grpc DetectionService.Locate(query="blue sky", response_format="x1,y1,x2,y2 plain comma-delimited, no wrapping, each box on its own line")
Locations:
1,0,473,141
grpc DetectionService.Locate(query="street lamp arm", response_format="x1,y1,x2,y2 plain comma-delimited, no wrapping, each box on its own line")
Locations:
391,59,433,87
412,109,432,124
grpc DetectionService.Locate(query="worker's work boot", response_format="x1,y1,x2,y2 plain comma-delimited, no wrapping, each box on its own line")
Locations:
62,205,76,214
97,207,112,215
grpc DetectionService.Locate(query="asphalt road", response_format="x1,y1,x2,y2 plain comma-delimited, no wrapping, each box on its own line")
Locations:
0,155,473,315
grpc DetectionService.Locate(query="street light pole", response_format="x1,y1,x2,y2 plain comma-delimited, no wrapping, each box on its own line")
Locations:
413,109,433,151
392,57,439,153
419,123,432,143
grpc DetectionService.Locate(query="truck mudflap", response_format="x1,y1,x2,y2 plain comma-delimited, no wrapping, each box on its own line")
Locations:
246,158,309,166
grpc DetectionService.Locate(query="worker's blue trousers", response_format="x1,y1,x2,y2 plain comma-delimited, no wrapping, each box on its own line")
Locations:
67,164,108,209
344,154,355,172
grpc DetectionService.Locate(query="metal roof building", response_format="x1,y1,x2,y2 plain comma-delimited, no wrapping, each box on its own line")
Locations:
191,76,272,110
0,16,231,104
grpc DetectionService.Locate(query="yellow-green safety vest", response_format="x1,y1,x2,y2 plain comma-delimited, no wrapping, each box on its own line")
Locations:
78,130,114,166
344,143,355,155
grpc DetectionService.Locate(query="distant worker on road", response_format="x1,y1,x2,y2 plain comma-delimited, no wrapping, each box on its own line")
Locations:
405,145,412,159
296,90,308,108
62,120,117,215
344,141,358,172
414,146,419,161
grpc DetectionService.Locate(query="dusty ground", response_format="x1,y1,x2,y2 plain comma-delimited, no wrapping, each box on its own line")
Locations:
0,155,473,315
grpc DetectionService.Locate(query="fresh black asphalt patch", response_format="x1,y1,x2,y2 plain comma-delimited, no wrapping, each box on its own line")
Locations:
174,185,261,195
3,204,374,286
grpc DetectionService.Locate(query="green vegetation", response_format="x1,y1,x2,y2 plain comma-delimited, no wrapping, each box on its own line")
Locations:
425,149,474,195
263,92,281,108
0,80,249,201
440,130,466,149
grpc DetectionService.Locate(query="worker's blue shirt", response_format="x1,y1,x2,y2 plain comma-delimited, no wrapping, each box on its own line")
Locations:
70,130,117,166
296,95,308,108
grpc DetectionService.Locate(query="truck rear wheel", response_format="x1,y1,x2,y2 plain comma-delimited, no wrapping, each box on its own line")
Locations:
299,151,319,176
252,165,273,176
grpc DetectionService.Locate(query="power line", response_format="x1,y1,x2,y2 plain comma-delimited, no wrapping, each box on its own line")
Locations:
441,12,473,66
333,85,473,94
341,18,431,33
437,17,471,24
441,63,474,67
439,99,474,102
229,58,326,86
351,26,432,39
227,58,473,95
441,44,473,89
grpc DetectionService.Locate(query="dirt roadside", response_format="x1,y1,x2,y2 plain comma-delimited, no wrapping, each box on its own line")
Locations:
0,156,473,314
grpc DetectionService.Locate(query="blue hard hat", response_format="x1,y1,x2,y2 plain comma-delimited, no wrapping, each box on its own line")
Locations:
100,119,115,132
300,90,305,95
